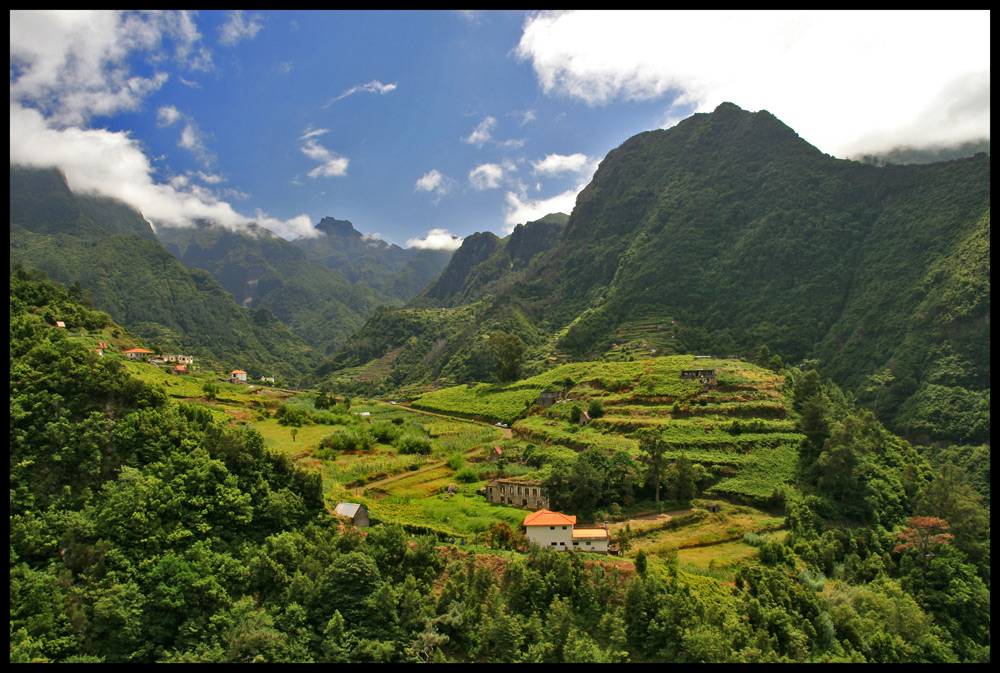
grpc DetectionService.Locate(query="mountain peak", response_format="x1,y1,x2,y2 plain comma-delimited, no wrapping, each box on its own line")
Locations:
315,217,362,238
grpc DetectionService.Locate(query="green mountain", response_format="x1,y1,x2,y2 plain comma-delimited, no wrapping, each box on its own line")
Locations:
156,221,392,357
292,217,453,302
319,104,990,446
412,212,568,308
9,166,317,382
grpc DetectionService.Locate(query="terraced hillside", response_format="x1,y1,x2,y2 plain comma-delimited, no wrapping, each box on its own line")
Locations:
412,355,803,505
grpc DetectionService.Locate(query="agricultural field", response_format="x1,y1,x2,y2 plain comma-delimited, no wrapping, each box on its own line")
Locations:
123,354,797,559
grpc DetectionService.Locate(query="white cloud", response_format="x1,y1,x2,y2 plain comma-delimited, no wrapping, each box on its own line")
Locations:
178,121,215,166
531,152,598,178
10,102,316,239
510,109,536,126
414,169,454,203
327,79,398,105
503,187,580,233
469,163,505,191
406,228,464,250
218,10,263,46
415,169,444,192
10,11,206,127
157,105,182,127
8,11,317,240
515,10,990,157
299,129,349,178
462,116,497,147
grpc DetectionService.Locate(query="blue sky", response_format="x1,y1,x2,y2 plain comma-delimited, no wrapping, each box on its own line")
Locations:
10,10,991,248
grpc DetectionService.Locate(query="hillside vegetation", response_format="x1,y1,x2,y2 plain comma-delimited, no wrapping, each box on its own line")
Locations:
11,267,990,663
318,103,990,449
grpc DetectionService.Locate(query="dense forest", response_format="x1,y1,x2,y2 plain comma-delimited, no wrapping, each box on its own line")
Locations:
10,266,989,663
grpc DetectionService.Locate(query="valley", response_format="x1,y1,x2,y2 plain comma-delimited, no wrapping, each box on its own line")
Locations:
9,101,989,664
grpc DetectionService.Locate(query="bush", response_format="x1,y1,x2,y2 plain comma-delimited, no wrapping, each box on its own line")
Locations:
455,466,480,483
369,421,402,443
396,433,433,455
446,453,466,471
319,428,375,454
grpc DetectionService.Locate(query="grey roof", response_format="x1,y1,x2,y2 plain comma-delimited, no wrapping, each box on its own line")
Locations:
335,502,364,518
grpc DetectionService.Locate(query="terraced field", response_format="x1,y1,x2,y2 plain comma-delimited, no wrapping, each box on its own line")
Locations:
135,354,796,559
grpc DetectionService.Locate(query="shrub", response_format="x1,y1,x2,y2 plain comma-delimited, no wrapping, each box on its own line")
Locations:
396,433,433,455
587,399,605,419
446,453,466,471
455,466,480,483
369,421,402,443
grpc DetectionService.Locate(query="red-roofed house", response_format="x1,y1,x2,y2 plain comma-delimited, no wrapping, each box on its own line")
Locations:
229,369,248,384
122,348,154,361
523,509,609,553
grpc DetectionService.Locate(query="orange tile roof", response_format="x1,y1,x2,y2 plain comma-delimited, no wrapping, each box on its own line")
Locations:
523,509,576,527
122,348,154,354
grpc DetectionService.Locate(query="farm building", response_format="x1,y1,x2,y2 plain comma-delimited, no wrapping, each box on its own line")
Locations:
680,369,717,381
536,390,564,407
523,509,609,553
229,369,248,384
486,478,549,510
334,502,370,528
122,348,154,361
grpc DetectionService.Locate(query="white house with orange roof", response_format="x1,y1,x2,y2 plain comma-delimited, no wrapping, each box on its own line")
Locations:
523,509,609,553
229,369,248,384
122,348,154,361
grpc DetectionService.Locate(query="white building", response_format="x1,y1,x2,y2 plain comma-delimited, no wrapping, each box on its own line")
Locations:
523,509,609,553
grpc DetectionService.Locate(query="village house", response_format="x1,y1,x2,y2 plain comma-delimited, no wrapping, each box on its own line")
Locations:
229,369,248,384
536,390,564,408
485,478,549,510
334,502,370,528
487,446,503,462
122,348,154,361
162,354,194,365
523,509,610,553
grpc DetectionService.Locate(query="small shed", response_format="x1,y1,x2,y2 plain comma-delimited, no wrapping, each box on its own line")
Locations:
334,502,370,528
705,503,721,514
488,446,503,462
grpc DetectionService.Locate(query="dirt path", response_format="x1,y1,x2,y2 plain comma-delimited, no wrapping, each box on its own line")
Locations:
399,404,513,439
608,508,696,534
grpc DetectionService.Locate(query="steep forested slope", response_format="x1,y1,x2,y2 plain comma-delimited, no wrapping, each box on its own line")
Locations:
292,217,453,302
10,166,317,381
321,104,989,445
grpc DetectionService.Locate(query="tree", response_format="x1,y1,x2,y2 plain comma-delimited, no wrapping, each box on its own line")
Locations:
637,431,670,504
865,367,895,418
488,331,526,382
893,516,953,573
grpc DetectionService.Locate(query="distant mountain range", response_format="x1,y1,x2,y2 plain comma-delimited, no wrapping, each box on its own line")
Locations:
319,103,990,446
9,166,452,381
